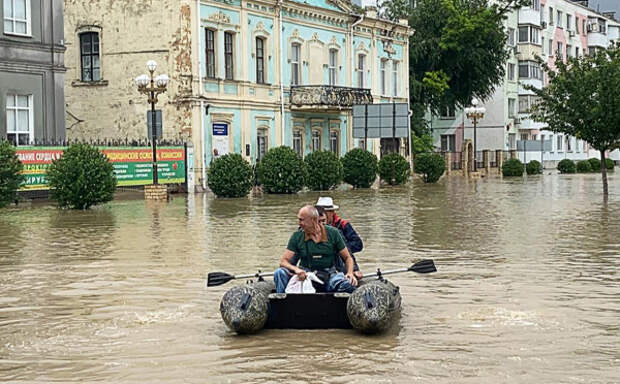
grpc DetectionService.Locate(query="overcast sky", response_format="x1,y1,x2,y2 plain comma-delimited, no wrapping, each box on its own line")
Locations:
579,0,620,19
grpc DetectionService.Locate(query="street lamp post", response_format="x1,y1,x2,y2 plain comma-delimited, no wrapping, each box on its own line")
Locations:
464,98,486,172
136,61,169,184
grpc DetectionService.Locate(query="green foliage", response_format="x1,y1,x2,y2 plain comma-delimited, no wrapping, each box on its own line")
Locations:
378,153,410,185
412,133,435,154
47,144,116,209
379,0,411,20
502,158,524,177
576,160,592,173
414,152,445,183
605,158,615,170
207,154,254,198
0,140,26,208
303,150,343,191
526,160,542,175
527,43,620,194
408,0,527,126
587,158,601,171
257,146,306,194
342,148,378,188
557,159,576,174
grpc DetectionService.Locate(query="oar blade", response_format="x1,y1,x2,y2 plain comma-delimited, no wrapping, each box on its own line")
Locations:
207,272,235,287
409,259,437,274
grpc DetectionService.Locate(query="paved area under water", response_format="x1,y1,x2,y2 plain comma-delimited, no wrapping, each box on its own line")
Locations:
0,172,619,383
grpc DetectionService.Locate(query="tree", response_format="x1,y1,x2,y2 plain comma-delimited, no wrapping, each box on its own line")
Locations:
527,43,620,197
382,0,528,135
47,144,117,209
0,140,25,207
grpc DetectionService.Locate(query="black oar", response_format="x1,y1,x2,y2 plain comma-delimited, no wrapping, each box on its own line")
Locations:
207,270,274,287
364,259,437,279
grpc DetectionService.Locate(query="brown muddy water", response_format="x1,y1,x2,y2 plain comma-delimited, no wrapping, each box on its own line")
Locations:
1,173,619,383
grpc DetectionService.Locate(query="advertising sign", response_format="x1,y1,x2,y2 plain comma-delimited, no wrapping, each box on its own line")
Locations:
212,123,229,156
16,146,186,190
352,103,410,139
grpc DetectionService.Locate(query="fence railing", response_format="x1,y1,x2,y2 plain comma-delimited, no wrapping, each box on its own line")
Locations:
438,150,516,172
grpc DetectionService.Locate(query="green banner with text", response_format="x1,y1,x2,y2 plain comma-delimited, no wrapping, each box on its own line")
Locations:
16,146,186,190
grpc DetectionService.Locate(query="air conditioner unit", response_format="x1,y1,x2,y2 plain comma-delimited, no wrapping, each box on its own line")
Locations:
569,30,575,37
512,46,519,55
541,21,547,28
514,118,521,124
586,24,593,32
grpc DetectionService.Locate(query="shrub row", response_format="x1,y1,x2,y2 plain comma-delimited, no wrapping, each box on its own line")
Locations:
558,158,614,174
1,142,117,210
501,159,543,177
207,146,414,197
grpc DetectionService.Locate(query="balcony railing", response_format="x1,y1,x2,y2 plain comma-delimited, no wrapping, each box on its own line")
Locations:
290,85,373,108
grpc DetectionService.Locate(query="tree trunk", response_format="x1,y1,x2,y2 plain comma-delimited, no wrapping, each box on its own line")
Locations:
600,150,608,197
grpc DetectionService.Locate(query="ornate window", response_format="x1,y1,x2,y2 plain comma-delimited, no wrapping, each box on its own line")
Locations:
206,29,216,79
80,32,101,81
380,60,387,95
293,129,303,157
5,94,33,146
291,43,301,85
357,54,366,88
224,32,234,80
256,37,265,84
328,49,337,86
257,128,268,161
311,130,321,151
3,0,30,35
392,61,399,96
329,130,339,155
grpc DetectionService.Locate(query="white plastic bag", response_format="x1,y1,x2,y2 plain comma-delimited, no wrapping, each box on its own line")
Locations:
285,272,324,293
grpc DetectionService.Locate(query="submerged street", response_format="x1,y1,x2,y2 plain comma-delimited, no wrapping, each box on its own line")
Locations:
1,173,619,383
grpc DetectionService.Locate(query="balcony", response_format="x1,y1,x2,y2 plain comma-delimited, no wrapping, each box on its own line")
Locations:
290,85,373,109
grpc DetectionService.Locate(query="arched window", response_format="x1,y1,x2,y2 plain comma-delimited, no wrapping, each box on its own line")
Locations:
80,32,101,81
256,37,265,84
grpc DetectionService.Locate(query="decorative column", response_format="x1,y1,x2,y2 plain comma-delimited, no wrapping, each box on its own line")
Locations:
496,149,503,174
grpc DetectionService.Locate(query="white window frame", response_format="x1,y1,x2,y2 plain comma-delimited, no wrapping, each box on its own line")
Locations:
557,10,563,28
291,43,301,86
257,127,268,161
392,61,399,97
380,59,387,95
357,54,366,88
3,0,31,36
311,129,321,152
292,129,303,157
329,130,339,155
508,98,516,118
556,42,563,58
508,63,515,81
557,135,563,151
6,94,34,146
508,28,515,46
531,0,539,11
440,105,456,119
440,134,456,152
328,49,338,86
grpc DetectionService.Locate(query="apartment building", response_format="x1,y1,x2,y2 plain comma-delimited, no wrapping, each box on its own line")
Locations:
431,0,620,165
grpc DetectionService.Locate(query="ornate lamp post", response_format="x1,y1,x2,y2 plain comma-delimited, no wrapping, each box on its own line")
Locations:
135,60,169,184
464,98,486,172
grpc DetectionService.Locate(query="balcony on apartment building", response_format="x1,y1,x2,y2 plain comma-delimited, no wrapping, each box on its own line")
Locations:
587,18,608,47
290,85,373,110
519,7,542,27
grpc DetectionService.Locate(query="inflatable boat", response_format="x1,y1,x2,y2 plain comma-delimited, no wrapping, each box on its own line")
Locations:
210,259,436,335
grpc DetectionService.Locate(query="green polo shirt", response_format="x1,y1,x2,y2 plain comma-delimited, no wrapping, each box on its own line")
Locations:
287,225,347,270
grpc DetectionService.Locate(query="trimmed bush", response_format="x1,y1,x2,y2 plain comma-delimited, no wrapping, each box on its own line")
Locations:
257,146,306,194
526,160,542,175
342,148,378,188
605,158,615,170
414,153,445,183
576,160,592,173
587,157,601,171
378,153,410,185
0,140,26,208
502,158,524,177
557,159,576,174
207,153,254,197
47,144,116,209
303,150,343,191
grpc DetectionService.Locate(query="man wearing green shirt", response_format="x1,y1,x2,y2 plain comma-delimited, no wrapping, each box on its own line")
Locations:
274,205,358,293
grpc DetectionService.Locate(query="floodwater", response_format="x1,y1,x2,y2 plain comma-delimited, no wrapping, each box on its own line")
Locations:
1,172,619,383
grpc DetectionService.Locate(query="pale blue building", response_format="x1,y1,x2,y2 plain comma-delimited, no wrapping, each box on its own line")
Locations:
196,0,410,182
